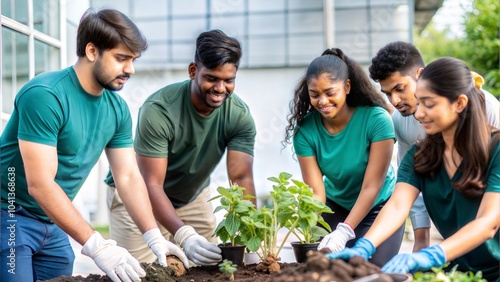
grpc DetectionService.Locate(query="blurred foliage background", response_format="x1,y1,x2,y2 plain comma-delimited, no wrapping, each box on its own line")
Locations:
415,0,500,97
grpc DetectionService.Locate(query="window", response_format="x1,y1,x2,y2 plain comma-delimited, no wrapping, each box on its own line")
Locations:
1,0,64,131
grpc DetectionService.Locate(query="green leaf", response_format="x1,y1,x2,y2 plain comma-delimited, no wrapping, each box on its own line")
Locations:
225,213,241,236
246,236,262,252
214,205,228,213
267,176,280,183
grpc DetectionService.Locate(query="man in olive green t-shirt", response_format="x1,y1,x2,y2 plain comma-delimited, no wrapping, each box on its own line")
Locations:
106,29,257,266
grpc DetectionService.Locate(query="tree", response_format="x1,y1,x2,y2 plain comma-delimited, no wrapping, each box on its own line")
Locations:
415,23,463,63
416,0,500,97
462,0,500,96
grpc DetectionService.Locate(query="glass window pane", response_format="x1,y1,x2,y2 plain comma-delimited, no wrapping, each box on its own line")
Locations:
288,0,323,11
1,0,28,25
248,13,285,36
248,0,285,12
289,11,323,34
33,0,60,38
210,0,245,15
172,1,207,16
288,35,324,65
35,40,61,76
248,37,286,67
2,27,30,115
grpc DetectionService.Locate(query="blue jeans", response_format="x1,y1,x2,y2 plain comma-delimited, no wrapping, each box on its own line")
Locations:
1,206,75,282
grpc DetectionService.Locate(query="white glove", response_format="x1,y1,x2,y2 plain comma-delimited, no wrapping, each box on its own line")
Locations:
318,222,356,253
143,228,190,268
82,232,145,282
174,225,222,265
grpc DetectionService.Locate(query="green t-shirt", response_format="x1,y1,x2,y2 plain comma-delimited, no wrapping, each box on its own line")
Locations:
105,80,256,208
398,142,500,281
293,106,396,210
1,67,133,222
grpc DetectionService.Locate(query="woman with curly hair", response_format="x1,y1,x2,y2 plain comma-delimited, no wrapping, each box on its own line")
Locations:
331,57,500,281
284,48,404,266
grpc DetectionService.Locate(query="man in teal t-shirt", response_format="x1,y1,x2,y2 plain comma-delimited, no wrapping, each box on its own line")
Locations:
106,29,256,266
0,8,187,282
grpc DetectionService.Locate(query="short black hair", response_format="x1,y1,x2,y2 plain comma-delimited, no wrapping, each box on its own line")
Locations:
194,29,242,69
369,41,424,82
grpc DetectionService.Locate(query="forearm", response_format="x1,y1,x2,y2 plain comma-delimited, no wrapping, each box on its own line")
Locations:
232,177,256,206
148,183,185,234
345,187,380,228
116,176,158,234
440,217,498,261
364,196,411,247
30,182,94,245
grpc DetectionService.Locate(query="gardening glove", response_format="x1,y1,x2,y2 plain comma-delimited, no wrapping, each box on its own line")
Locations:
318,222,355,253
326,237,376,261
82,231,145,282
382,244,446,274
174,225,222,265
143,228,190,268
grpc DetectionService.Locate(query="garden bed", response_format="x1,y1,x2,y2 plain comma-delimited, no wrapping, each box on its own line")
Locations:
41,252,410,282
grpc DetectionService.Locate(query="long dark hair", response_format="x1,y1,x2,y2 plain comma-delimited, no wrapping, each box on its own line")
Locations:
414,57,498,198
77,8,147,57
284,48,390,145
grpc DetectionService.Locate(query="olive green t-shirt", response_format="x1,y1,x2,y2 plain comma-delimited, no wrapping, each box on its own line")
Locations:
398,141,500,281
1,67,133,221
105,80,256,208
293,106,396,210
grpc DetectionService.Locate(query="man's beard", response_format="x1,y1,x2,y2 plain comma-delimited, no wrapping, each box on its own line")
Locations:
94,59,129,91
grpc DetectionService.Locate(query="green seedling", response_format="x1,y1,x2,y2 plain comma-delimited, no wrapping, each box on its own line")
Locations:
218,259,237,281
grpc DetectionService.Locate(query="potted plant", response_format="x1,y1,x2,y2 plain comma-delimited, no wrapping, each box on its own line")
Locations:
241,172,333,272
210,183,256,265
284,174,333,262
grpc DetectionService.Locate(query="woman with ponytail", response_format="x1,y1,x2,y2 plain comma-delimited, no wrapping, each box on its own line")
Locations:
284,48,403,266
331,57,500,281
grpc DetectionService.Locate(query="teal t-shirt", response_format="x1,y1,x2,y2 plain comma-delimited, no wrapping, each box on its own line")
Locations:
397,141,500,281
293,106,396,210
1,67,133,222
105,80,256,208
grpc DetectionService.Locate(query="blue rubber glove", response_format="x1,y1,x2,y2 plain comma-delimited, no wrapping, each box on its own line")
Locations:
382,244,446,274
326,237,376,261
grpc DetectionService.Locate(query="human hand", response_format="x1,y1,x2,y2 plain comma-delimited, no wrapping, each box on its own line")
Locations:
174,225,222,265
318,222,355,253
143,228,190,268
382,244,446,274
326,237,375,261
82,232,145,282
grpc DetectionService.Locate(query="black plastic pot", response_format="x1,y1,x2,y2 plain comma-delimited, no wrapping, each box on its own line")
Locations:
290,241,319,263
219,244,246,266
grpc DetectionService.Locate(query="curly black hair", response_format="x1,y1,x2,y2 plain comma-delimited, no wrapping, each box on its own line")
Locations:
369,41,425,82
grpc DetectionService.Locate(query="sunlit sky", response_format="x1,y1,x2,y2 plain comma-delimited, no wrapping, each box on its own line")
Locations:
431,0,473,37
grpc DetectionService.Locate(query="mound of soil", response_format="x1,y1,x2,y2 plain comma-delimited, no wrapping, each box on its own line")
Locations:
41,252,407,282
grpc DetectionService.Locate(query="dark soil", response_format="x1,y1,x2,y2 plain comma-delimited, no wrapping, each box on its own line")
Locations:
41,252,407,282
